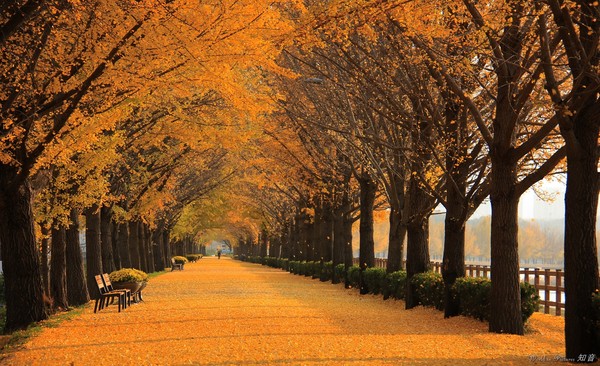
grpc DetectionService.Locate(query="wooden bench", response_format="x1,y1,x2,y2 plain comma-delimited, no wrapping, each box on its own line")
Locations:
101,273,132,307
94,275,127,313
171,258,184,271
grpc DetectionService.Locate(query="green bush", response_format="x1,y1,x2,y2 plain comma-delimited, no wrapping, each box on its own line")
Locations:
347,265,361,287
305,261,317,277
185,254,202,262
320,261,333,281
289,260,300,274
411,271,444,310
452,277,491,320
334,264,346,281
520,282,540,322
452,277,540,322
109,268,148,283
363,267,387,295
279,258,289,271
382,270,407,300
172,256,189,265
298,261,307,276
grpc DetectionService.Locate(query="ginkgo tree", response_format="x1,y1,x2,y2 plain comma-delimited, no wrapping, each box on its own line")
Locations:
0,0,303,331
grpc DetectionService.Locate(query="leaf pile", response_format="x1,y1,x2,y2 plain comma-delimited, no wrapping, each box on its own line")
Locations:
2,258,565,365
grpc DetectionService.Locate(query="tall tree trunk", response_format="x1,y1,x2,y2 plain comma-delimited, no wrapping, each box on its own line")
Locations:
442,101,467,318
118,222,131,268
128,220,141,269
358,171,376,269
298,211,310,262
387,205,406,273
405,173,433,309
386,170,406,273
41,224,51,298
50,224,68,311
162,229,171,268
0,176,47,331
442,212,465,317
145,224,155,273
111,219,121,269
66,209,90,306
321,198,333,262
489,157,523,335
153,228,164,271
260,228,268,257
405,217,431,309
332,202,345,284
281,220,290,259
85,205,103,300
563,107,600,358
290,214,300,260
137,221,147,272
100,207,116,274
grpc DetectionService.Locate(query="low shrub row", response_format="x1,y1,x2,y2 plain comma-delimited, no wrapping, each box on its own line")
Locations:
238,256,540,323
185,254,203,262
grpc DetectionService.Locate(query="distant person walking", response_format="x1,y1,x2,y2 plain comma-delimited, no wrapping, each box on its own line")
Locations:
217,248,222,259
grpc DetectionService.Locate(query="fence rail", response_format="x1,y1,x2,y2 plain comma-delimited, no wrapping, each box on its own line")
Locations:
353,258,566,316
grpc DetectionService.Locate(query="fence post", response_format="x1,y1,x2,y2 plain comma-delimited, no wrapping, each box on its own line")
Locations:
556,269,562,316
544,269,551,314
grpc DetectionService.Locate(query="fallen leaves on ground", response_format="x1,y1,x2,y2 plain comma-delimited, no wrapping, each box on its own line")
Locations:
1,258,566,365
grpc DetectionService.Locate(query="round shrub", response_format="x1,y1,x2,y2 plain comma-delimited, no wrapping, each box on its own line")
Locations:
347,265,361,288
320,261,333,281
172,256,189,265
363,267,387,295
520,282,540,322
452,277,491,320
334,264,346,281
383,270,407,300
185,254,202,262
109,268,148,284
411,271,445,310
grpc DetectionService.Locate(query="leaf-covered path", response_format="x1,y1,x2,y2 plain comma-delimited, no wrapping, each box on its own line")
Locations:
3,258,565,365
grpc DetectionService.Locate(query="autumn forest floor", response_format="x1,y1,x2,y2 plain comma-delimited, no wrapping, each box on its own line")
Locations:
1,258,565,365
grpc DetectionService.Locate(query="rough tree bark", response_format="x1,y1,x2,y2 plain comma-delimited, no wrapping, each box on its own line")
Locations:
118,222,131,268
65,208,90,306
41,224,51,298
50,224,68,311
0,175,47,331
85,205,103,300
100,207,116,273
358,170,376,269
405,173,433,310
128,220,141,269
137,221,147,272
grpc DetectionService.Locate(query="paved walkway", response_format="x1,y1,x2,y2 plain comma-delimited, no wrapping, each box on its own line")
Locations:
3,257,565,365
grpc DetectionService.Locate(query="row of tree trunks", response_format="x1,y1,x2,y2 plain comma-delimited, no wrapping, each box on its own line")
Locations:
39,207,173,314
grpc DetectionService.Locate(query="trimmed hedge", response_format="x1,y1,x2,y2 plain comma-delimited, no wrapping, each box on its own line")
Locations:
411,271,445,310
382,271,407,300
347,265,361,288
452,276,540,322
363,267,387,295
237,256,541,323
185,254,203,262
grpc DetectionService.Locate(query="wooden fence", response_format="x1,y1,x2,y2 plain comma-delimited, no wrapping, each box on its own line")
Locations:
354,258,566,316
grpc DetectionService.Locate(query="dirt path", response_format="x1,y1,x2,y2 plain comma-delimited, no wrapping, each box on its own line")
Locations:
2,257,565,365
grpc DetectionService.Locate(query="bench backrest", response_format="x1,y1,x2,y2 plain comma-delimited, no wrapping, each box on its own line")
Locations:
95,275,108,294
